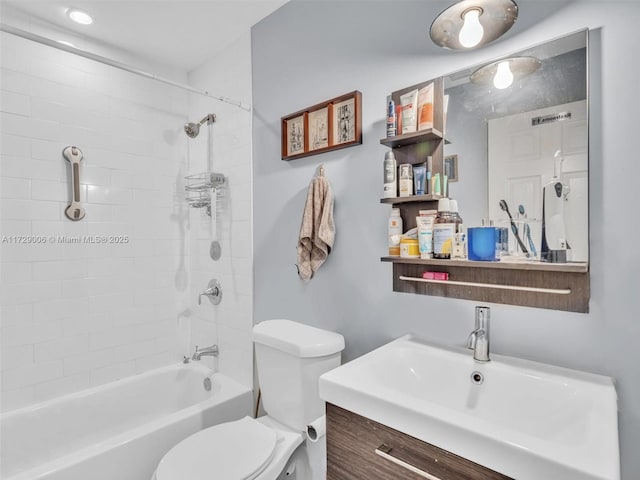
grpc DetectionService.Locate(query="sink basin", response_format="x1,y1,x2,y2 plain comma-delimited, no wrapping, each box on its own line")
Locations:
319,334,619,480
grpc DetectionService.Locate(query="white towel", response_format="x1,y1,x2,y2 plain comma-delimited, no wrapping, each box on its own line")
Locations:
296,174,335,280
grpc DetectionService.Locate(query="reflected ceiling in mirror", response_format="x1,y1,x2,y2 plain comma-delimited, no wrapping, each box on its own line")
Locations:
444,29,588,263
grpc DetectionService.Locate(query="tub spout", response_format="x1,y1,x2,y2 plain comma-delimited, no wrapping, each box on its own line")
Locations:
191,344,219,360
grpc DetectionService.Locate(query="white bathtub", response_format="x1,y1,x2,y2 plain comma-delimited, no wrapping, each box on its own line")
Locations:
0,362,253,480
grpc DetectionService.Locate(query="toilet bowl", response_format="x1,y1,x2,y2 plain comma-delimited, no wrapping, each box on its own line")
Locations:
153,416,303,480
153,319,344,480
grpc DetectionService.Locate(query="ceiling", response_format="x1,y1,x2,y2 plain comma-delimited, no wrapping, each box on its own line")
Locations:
1,0,289,72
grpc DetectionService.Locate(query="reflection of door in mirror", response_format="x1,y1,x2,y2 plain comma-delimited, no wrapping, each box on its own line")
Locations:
488,100,588,261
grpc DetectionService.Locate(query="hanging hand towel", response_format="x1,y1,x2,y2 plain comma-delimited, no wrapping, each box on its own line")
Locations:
296,172,335,280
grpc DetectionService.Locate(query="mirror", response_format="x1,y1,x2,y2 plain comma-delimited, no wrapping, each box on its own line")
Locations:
444,30,588,263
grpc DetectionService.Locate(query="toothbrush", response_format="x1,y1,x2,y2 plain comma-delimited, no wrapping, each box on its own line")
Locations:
499,199,529,255
518,204,538,256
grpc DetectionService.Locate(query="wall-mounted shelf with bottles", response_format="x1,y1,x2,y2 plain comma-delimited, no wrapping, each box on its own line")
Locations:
380,77,589,313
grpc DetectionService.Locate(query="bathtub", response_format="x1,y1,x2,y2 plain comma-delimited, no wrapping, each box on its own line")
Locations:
0,362,253,480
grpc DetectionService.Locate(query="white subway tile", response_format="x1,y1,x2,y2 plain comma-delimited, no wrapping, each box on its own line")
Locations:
135,320,172,341
0,220,31,237
1,112,30,138
63,348,114,375
32,372,91,403
34,334,89,362
90,361,136,386
89,327,136,350
110,136,150,156
87,259,133,279
0,303,33,328
89,292,133,314
30,158,66,182
86,185,132,205
113,339,156,362
81,165,112,186
30,180,67,201
70,126,111,150
30,98,87,126
1,344,34,371
1,90,30,116
29,118,64,142
1,177,31,199
1,68,32,95
2,360,63,390
0,262,32,284
111,170,154,190
0,386,34,413
63,312,111,336
32,259,87,281
113,306,155,327
0,199,61,221
33,298,88,322
2,320,62,348
1,280,62,306
134,351,174,373
31,139,69,161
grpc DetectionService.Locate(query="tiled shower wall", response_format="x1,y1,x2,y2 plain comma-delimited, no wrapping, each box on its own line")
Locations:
0,32,191,411
186,32,254,390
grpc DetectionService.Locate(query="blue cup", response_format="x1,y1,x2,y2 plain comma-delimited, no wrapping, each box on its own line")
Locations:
468,227,498,261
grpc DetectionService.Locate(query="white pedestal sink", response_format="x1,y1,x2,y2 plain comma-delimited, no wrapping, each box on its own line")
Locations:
319,335,619,480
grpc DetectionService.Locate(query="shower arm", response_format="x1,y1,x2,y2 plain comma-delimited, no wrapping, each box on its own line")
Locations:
197,114,216,127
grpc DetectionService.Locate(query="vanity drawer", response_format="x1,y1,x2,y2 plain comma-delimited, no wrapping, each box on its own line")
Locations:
326,403,512,480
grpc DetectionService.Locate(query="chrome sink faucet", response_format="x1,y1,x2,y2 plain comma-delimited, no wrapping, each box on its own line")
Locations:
191,344,219,361
467,306,490,362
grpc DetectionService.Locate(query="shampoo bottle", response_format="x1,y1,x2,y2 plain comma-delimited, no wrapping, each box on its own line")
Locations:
383,151,397,198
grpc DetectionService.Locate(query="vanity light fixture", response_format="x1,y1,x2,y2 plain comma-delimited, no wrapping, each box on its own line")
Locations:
470,56,541,89
66,7,93,25
430,0,518,50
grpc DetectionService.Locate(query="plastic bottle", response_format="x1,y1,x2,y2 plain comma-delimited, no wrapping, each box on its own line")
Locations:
449,199,466,259
388,208,403,256
383,151,397,198
433,198,456,259
398,164,413,197
386,98,397,137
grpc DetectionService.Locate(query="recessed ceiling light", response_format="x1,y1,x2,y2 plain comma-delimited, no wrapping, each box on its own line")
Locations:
66,8,93,25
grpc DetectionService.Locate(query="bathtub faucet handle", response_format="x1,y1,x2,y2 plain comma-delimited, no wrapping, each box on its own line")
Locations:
198,279,222,306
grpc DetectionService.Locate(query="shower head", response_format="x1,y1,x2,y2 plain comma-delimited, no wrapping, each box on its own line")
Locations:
184,113,216,138
184,122,200,138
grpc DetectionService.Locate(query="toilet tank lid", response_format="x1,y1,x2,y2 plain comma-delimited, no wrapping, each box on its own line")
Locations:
253,319,345,358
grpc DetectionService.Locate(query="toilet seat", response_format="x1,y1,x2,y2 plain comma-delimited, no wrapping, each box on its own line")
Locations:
155,417,277,480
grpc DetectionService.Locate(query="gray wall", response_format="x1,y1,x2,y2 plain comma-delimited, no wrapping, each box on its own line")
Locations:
252,1,640,478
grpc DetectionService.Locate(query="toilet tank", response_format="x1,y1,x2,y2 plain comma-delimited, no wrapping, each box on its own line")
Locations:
253,319,345,432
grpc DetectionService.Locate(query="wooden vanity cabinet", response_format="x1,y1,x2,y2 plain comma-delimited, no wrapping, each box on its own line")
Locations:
326,403,512,480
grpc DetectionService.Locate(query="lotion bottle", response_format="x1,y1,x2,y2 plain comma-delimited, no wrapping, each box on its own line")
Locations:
383,151,397,198
388,208,403,256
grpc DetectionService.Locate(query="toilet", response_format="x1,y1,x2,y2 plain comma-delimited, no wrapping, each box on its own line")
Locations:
153,319,345,480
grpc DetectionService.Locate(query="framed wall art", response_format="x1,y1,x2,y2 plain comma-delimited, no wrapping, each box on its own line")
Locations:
281,91,362,161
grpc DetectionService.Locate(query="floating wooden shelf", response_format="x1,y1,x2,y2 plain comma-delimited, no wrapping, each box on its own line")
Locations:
381,256,589,273
382,257,589,313
380,194,444,205
380,129,444,148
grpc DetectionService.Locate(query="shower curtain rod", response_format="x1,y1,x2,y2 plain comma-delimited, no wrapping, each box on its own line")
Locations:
0,23,251,112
